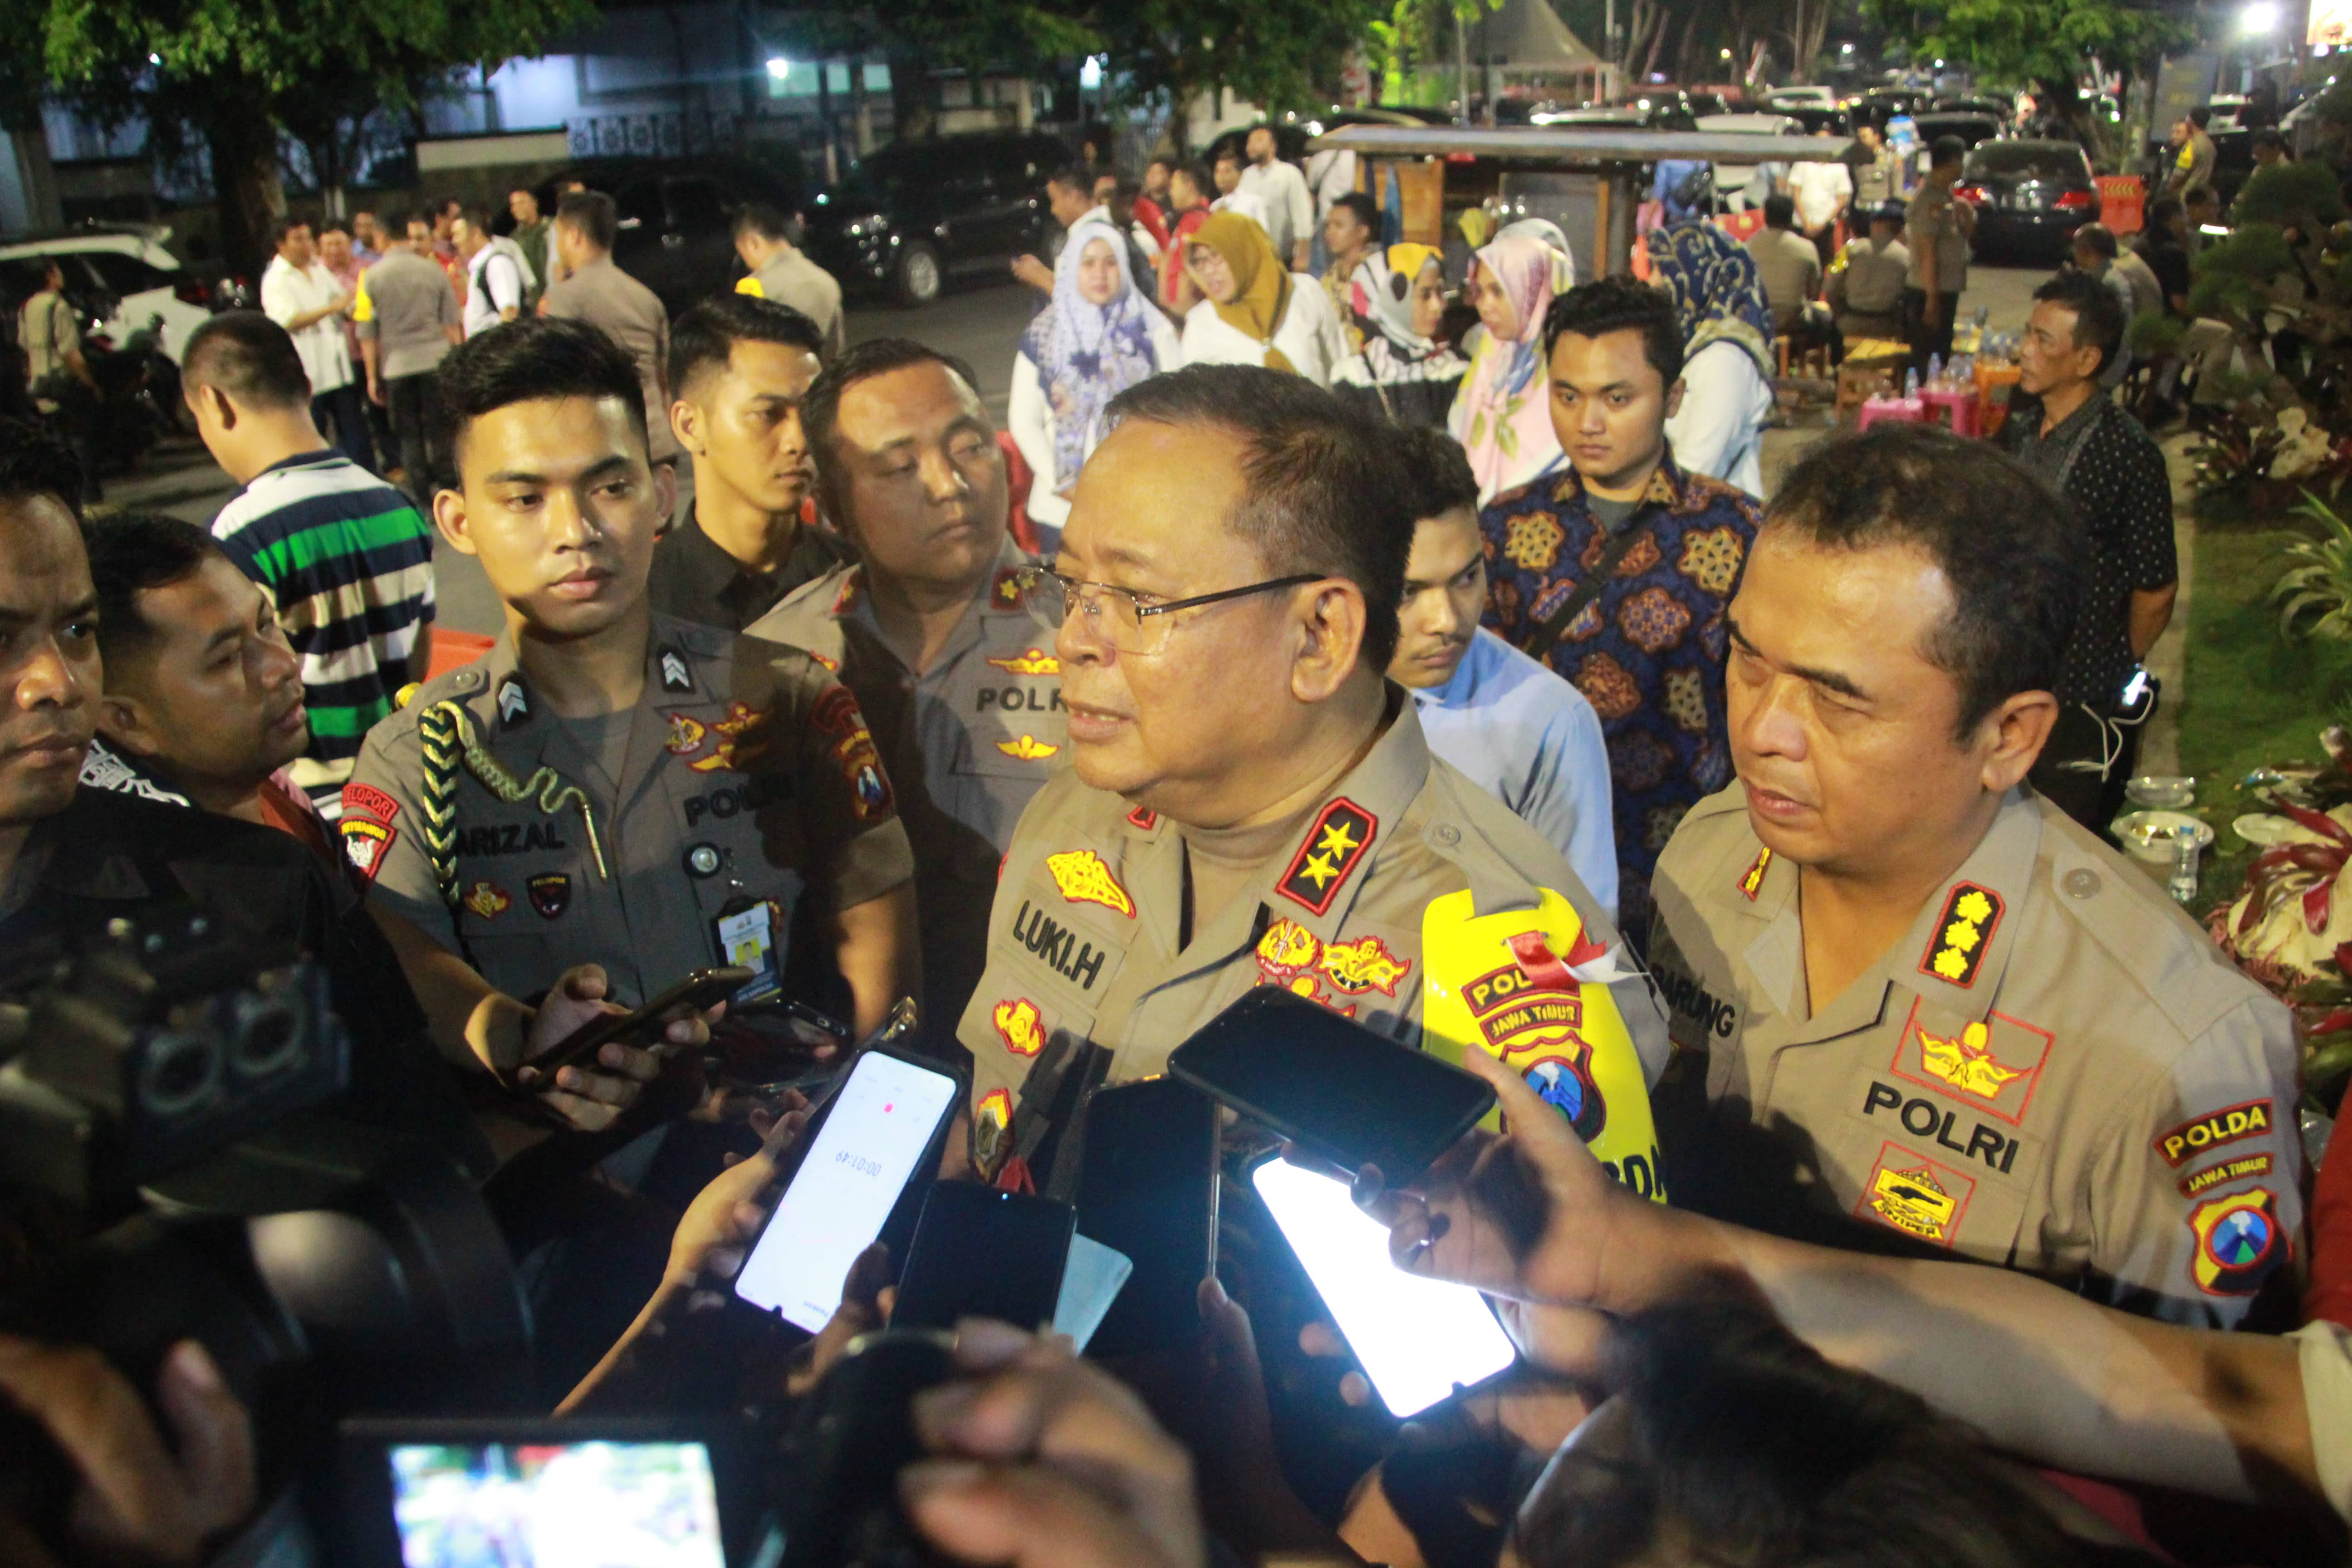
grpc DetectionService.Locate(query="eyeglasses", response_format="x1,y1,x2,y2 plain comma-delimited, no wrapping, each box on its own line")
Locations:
1015,565,1323,656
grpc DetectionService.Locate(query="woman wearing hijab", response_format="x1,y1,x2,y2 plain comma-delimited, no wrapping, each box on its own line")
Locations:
1646,220,1776,495
1009,218,1181,539
1332,243,1468,426
1176,211,1348,385
1446,230,1572,503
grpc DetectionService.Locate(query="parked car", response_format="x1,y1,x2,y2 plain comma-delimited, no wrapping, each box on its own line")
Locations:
1781,104,1854,135
540,154,807,317
1933,95,2013,120
1530,95,1700,131
1764,86,1840,110
0,226,214,363
1954,138,2099,260
804,130,1069,307
1906,110,2006,181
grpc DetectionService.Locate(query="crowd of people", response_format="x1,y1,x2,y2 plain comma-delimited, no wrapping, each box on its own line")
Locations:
0,116,2345,1568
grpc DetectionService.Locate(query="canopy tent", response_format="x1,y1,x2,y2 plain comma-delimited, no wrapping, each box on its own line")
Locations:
1473,0,1603,72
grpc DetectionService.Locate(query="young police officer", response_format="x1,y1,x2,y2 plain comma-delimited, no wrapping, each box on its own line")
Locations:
751,340,1063,1054
344,320,917,1103
960,366,1669,1193
1646,426,2297,1328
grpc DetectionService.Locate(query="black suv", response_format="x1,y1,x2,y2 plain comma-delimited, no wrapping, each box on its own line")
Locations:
803,130,1069,305
537,154,807,316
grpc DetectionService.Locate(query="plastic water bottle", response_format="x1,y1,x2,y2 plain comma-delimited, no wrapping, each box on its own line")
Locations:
2167,828,2201,906
1903,368,1920,399
1926,353,1944,389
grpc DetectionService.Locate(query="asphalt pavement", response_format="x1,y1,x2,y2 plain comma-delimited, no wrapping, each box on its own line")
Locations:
105,265,2054,641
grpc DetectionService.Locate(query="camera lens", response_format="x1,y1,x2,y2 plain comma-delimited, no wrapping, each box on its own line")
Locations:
138,1026,221,1117
230,990,307,1077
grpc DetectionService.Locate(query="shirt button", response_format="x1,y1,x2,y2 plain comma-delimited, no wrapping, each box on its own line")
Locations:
1435,824,1460,846
2062,867,2100,900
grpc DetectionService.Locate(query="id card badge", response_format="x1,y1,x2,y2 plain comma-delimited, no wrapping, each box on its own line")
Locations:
713,896,783,1005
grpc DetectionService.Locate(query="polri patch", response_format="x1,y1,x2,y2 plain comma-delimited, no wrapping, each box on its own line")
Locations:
1919,882,2003,987
1278,798,1377,917
2188,1189,2285,1295
2154,1098,2274,1168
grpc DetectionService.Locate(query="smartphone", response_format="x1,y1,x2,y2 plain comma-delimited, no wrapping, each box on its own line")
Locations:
890,1182,1076,1332
1250,1154,1517,1419
521,965,755,1083
1073,1076,1219,1356
732,1046,964,1332
338,1417,762,1567
1169,987,1495,1182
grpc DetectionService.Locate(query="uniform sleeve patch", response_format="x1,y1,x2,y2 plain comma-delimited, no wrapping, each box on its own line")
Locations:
1738,846,1771,899
992,997,1046,1057
1277,798,1377,916
341,781,400,823
342,818,396,885
2154,1098,2274,1167
808,686,893,818
1855,1141,1977,1247
1919,882,2003,987
2188,1189,2286,1295
2181,1151,2274,1200
1045,849,1134,917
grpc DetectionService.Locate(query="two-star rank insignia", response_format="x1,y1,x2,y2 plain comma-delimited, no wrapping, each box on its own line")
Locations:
987,647,1060,676
658,648,694,693
1278,798,1377,917
1920,882,2003,988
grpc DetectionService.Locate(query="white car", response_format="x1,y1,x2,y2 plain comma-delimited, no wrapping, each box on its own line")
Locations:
0,227,214,363
1764,87,1839,110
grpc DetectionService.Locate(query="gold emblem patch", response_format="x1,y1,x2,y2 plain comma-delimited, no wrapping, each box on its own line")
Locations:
992,997,1045,1057
997,734,1060,760
1045,849,1134,918
462,880,512,920
987,647,1061,676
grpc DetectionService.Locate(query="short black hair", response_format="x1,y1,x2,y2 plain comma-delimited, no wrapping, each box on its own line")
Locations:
1545,274,1685,386
1392,425,1479,525
1762,192,1796,228
0,418,85,521
81,512,224,664
803,337,986,475
557,189,617,251
1512,1297,2102,1568
2034,269,2127,377
316,215,351,239
2070,220,2118,260
432,317,649,476
1931,134,1968,168
1330,191,1380,235
183,311,311,410
733,202,794,242
269,215,313,250
2188,105,2213,129
1048,164,1093,195
1105,365,1413,672
1174,160,1214,193
1212,147,1243,169
1764,424,2082,736
669,294,825,399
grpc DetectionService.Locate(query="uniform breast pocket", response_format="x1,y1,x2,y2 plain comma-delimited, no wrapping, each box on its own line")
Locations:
963,677,1067,777
453,862,566,1001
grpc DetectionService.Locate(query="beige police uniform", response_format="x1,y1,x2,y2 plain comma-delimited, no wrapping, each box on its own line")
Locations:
956,693,1672,1190
749,540,1065,1039
341,614,913,1007
1646,783,2302,1327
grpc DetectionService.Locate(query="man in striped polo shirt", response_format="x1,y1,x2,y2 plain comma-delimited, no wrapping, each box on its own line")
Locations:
187,311,436,814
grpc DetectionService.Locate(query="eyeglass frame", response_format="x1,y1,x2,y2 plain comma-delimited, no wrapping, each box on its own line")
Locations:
1015,565,1326,646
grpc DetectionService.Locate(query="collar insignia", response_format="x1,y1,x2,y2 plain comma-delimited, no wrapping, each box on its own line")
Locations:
1278,798,1377,917
1738,847,1772,900
832,571,863,617
1920,882,2003,988
991,568,1025,611
496,678,529,725
987,647,1060,676
658,648,694,693
1126,805,1159,832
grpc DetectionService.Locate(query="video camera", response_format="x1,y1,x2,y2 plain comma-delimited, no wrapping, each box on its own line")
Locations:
0,900,533,1557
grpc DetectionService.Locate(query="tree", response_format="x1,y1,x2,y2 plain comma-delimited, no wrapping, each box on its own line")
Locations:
1092,0,1391,130
34,0,592,277
1858,0,2186,97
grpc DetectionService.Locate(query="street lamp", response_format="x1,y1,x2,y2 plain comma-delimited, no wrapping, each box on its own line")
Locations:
2241,0,2281,32
765,56,791,79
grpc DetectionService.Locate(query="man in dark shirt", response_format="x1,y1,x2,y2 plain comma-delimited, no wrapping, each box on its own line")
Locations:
1998,271,2176,835
646,294,847,632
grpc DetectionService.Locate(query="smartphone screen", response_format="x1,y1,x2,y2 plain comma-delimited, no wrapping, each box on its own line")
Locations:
733,1051,961,1332
1251,1157,1516,1419
890,1183,1076,1332
1074,1077,1218,1356
387,1438,724,1568
1171,989,1494,1181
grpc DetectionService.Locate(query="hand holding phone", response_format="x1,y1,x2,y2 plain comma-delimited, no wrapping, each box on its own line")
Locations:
517,965,752,1088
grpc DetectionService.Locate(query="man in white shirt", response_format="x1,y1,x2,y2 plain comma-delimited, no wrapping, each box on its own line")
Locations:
1236,125,1313,270
1386,424,1617,915
259,216,373,470
451,206,526,339
1786,146,1853,269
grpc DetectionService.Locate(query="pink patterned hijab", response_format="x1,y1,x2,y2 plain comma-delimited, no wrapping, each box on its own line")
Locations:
1447,234,1569,502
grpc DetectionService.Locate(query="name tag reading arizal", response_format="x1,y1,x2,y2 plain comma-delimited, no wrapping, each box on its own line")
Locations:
715,896,782,1005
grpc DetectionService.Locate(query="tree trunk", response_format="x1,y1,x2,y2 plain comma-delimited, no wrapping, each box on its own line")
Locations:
208,91,284,284
889,46,934,140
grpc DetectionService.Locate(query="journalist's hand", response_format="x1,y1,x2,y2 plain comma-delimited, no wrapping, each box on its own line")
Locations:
516,964,710,1132
666,1087,814,1285
902,1322,1205,1568
0,1338,255,1568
